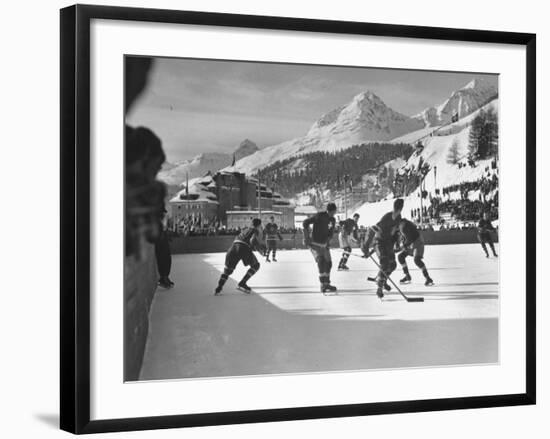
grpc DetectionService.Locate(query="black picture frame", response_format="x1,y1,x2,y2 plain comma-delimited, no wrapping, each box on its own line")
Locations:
60,4,536,434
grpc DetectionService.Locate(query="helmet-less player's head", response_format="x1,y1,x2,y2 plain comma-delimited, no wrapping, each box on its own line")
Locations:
252,218,262,229
353,213,360,222
393,198,404,218
270,216,275,222
326,202,337,217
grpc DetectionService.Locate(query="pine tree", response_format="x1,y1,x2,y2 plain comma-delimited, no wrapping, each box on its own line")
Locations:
485,107,499,158
447,138,461,164
468,110,485,159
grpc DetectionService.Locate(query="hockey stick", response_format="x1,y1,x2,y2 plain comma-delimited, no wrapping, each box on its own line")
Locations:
334,249,422,302
366,253,424,303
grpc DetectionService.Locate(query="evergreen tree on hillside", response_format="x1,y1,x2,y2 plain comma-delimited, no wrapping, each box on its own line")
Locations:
468,108,499,160
485,107,499,158
447,138,461,164
468,110,485,159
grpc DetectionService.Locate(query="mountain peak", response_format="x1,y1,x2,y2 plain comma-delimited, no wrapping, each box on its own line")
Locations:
461,77,492,91
414,78,497,127
234,139,259,161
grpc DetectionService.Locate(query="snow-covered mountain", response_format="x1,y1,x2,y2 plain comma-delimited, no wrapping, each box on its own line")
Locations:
159,139,260,185
413,78,497,127
234,138,259,161
355,98,499,226
231,91,425,175
159,152,230,186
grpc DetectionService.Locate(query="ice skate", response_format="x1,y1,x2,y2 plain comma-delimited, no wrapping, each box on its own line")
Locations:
237,282,252,294
214,286,222,296
321,283,337,294
400,274,412,284
158,277,173,289
425,277,434,286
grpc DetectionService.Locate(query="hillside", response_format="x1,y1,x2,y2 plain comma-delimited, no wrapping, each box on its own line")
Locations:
230,91,424,175
355,98,499,226
230,78,496,177
158,139,260,185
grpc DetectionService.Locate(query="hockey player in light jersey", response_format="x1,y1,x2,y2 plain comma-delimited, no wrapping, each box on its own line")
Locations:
337,213,360,271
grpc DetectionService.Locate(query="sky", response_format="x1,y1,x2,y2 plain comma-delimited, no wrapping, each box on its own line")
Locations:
126,57,498,162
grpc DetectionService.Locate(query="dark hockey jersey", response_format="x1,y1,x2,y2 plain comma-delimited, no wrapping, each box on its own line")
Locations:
398,219,420,246
303,212,336,245
373,211,401,242
265,222,282,241
477,219,495,234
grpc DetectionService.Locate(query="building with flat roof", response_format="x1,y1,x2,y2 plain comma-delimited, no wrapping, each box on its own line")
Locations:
169,170,296,228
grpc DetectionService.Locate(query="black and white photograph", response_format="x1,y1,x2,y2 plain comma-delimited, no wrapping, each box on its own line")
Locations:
124,56,500,382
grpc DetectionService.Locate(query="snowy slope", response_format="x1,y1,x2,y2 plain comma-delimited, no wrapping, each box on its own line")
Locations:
159,139,260,185
355,98,499,224
230,91,424,175
392,98,499,146
159,152,230,186
412,78,497,127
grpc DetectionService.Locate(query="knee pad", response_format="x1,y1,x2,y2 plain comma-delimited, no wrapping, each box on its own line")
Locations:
251,262,260,272
344,246,352,253
388,260,397,273
397,252,407,264
326,259,332,272
413,256,424,268
224,267,234,275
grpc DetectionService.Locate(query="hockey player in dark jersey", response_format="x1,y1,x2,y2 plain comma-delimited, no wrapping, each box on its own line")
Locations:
397,218,434,286
303,203,338,294
371,198,404,299
477,212,498,258
214,218,266,295
337,213,360,271
264,216,283,262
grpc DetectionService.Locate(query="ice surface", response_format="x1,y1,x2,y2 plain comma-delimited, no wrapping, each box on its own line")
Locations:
140,244,498,380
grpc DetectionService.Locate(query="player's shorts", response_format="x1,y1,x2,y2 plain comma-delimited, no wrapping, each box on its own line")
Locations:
266,238,278,249
478,232,493,243
403,236,425,258
309,243,332,264
339,232,352,249
225,242,258,269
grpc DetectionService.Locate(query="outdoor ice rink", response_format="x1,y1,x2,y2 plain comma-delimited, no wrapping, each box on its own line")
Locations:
140,243,499,381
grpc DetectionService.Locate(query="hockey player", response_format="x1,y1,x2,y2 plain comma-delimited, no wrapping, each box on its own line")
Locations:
477,212,498,258
303,203,338,294
264,216,283,262
362,225,391,292
337,213,360,270
397,218,434,286
371,198,404,299
215,218,266,295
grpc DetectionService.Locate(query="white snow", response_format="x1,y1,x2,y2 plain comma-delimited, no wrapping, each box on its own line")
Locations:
355,98,499,223
140,244,498,380
229,90,424,175
413,77,497,127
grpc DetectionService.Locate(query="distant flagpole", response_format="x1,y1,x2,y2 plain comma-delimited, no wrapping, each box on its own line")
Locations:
186,172,189,197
